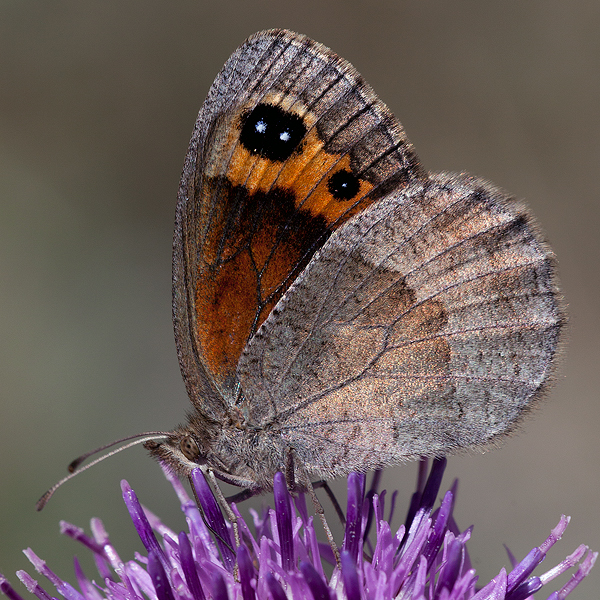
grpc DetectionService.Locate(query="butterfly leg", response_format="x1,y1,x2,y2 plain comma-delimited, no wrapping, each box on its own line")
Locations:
287,448,341,567
226,487,261,504
312,480,346,526
212,469,260,489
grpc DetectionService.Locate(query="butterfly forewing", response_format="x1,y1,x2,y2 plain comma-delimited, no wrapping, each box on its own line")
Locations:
174,30,423,409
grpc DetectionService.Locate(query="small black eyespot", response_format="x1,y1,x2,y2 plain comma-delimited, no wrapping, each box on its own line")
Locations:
180,436,200,461
240,103,307,161
327,169,361,200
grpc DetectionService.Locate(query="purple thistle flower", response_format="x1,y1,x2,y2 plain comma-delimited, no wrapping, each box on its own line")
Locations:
0,460,596,600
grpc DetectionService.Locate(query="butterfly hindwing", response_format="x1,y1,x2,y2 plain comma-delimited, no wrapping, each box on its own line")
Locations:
237,173,562,477
145,29,564,492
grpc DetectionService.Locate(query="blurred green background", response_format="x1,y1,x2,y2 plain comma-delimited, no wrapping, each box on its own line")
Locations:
1,1,598,598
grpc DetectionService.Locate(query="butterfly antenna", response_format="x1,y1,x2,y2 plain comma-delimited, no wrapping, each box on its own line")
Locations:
36,432,169,511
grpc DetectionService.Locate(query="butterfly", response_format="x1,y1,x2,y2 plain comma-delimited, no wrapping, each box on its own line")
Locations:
144,29,563,498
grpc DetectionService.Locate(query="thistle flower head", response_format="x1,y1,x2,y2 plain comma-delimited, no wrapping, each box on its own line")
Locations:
0,459,595,600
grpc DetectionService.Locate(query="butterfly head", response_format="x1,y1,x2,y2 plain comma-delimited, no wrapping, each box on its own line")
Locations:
143,415,223,478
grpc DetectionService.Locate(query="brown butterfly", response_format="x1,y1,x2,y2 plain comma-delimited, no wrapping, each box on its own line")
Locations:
143,29,563,495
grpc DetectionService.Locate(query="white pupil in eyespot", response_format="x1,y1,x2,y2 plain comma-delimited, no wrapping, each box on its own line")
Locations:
279,130,291,142
255,120,267,134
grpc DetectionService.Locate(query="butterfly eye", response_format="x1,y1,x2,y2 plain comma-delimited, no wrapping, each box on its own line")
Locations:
180,436,200,461
328,169,361,200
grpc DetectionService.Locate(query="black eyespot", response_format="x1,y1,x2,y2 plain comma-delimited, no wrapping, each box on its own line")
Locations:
180,436,200,461
328,169,361,200
240,103,307,161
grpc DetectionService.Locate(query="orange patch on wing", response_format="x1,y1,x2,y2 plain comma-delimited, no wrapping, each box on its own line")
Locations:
194,251,259,386
192,101,385,384
193,182,318,385
225,127,376,227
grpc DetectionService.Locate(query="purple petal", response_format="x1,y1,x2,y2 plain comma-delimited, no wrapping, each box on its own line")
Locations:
421,489,453,568
299,561,330,600
121,481,168,571
340,550,361,600
303,519,325,578
294,494,309,524
419,457,447,512
403,458,446,532
539,516,570,555
72,558,102,600
506,548,543,592
163,465,216,563
410,555,428,599
394,510,431,583
147,551,174,600
506,576,542,600
90,518,122,573
59,523,104,556
22,549,86,600
22,550,61,588
210,572,229,600
362,472,378,547
472,568,507,600
91,554,113,584
447,568,478,600
236,544,256,600
15,572,55,600
178,531,205,600
436,536,463,594
343,473,364,561
555,549,598,599
540,544,588,585
264,573,286,600
124,559,156,598
371,515,394,570
189,469,235,573
0,575,26,600
316,542,336,567
273,472,294,572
